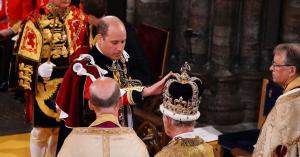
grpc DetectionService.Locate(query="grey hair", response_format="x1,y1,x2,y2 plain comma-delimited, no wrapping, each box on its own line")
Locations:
274,43,300,74
170,118,196,127
89,84,120,108
96,19,109,38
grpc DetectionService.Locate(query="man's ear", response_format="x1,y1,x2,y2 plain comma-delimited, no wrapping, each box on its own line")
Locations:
88,101,94,111
96,34,104,43
163,116,171,127
115,99,122,109
289,66,297,77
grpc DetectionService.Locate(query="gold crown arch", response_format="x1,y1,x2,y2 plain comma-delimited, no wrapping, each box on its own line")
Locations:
160,62,203,121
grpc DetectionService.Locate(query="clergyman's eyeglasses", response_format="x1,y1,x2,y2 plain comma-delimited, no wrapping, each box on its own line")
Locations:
271,61,294,68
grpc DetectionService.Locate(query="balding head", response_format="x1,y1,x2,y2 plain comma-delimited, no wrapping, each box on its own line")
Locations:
89,77,121,108
96,16,126,38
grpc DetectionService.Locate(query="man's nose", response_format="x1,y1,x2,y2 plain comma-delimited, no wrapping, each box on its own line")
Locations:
269,65,274,71
116,44,124,51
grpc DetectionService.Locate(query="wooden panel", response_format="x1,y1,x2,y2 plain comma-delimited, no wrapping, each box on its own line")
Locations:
231,147,252,157
257,79,268,129
136,23,169,80
257,79,283,129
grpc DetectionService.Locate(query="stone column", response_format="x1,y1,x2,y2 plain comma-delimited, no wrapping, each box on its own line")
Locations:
135,0,172,29
126,0,135,24
201,0,243,125
168,0,191,71
281,0,300,42
173,0,211,72
238,0,262,122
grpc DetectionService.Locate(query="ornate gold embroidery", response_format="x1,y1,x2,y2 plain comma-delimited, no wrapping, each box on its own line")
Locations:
46,3,70,19
41,45,51,59
284,76,300,93
35,78,63,120
65,9,85,55
174,136,204,146
276,90,300,105
112,61,121,85
107,55,143,124
103,134,110,157
72,127,135,135
89,114,121,127
18,63,34,90
39,6,70,60
156,137,214,157
51,49,61,59
18,21,42,61
108,59,142,88
126,90,134,105
39,16,52,28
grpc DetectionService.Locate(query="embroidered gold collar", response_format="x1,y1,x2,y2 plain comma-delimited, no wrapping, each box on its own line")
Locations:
89,114,121,127
284,76,300,93
46,3,70,19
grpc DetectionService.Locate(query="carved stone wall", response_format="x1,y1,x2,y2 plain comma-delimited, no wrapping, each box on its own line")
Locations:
281,0,300,42
132,0,300,129
238,0,262,122
134,0,172,29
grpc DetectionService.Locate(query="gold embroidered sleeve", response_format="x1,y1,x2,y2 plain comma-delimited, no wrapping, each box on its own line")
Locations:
18,63,34,90
124,86,145,105
17,20,42,62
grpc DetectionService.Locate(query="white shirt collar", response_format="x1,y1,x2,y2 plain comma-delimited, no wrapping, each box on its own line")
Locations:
95,43,105,55
279,87,300,98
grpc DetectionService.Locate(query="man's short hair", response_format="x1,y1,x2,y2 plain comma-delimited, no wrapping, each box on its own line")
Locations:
165,115,196,128
274,43,300,74
96,19,108,38
89,83,120,108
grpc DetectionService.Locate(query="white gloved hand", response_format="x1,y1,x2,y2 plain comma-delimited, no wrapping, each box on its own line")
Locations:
38,62,56,78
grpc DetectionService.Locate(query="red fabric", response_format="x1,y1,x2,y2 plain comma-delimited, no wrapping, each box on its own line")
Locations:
92,121,119,128
84,77,93,100
79,3,84,10
6,0,48,26
0,0,8,29
0,0,48,28
67,6,89,53
34,0,49,10
0,23,8,30
69,46,90,63
24,90,33,123
0,0,6,18
121,92,129,106
56,58,100,127
7,0,31,24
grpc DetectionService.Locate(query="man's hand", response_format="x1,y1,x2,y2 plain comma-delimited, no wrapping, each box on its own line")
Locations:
0,28,15,39
38,62,56,78
142,72,173,97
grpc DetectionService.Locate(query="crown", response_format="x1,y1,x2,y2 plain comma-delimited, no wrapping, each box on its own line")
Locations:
160,62,203,121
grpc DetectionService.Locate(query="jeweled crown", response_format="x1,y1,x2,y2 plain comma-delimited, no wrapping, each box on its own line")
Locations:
160,62,203,121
